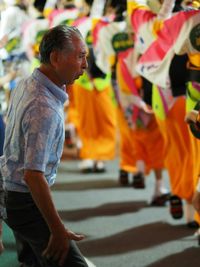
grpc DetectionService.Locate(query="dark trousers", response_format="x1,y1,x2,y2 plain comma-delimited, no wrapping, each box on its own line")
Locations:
0,114,5,156
5,191,88,267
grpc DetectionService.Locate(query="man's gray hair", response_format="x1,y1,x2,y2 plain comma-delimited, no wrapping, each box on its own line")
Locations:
39,25,83,64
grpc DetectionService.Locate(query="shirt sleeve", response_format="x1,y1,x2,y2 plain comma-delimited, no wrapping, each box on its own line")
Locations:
22,105,61,172
90,0,106,18
157,0,175,20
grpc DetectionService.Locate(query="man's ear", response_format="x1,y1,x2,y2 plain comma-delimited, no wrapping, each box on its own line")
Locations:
49,50,59,68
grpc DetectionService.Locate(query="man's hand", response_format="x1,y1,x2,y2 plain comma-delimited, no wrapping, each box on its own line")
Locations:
185,110,198,124
192,191,200,214
24,170,85,266
42,226,84,267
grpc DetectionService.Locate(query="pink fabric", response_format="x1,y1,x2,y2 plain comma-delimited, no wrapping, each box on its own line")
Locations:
72,16,88,27
131,9,155,34
92,19,109,47
118,49,140,123
139,10,197,64
136,10,198,87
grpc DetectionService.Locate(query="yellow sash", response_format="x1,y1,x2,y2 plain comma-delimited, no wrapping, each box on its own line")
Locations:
152,85,168,120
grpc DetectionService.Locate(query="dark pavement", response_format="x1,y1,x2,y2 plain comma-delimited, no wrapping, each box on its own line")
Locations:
50,158,200,267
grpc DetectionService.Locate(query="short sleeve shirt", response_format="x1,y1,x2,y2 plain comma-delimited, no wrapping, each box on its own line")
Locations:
1,68,68,192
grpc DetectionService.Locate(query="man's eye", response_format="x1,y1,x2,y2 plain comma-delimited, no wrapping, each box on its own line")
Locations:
79,54,86,59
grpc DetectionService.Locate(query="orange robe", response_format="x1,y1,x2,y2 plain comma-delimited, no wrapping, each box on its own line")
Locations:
66,85,79,130
117,107,137,173
116,58,165,174
68,74,117,161
155,96,195,201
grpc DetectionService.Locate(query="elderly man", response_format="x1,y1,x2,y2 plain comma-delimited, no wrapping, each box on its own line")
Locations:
1,25,88,267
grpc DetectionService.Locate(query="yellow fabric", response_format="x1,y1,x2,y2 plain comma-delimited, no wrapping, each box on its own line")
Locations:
186,58,200,222
75,72,111,92
43,8,53,18
5,37,20,53
116,64,132,94
127,0,149,16
192,0,200,9
117,107,164,174
156,97,195,202
91,18,100,31
30,57,40,73
70,82,117,160
109,55,116,67
116,59,164,173
75,72,93,91
186,81,200,112
66,86,79,130
189,121,200,224
93,74,111,91
190,130,200,224
117,108,137,172
152,19,164,37
133,116,165,173
135,76,142,89
188,54,200,68
152,85,167,120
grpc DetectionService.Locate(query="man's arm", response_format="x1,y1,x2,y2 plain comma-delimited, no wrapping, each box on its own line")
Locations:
24,170,84,266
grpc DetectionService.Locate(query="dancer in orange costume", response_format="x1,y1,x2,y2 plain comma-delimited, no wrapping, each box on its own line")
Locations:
92,0,137,181
71,75,116,164
116,49,168,205
134,0,200,225
153,91,197,223
66,0,117,172
92,0,168,205
117,107,137,175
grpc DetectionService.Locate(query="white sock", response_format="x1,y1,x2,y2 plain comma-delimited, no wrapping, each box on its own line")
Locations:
154,179,168,197
185,202,195,223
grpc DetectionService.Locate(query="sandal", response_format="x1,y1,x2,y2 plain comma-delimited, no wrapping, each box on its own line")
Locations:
150,193,170,207
132,173,145,189
187,220,199,229
169,195,183,219
119,169,129,186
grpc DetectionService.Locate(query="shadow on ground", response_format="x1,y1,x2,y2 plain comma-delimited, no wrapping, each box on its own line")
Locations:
58,201,147,221
146,247,200,267
51,179,121,191
78,222,194,256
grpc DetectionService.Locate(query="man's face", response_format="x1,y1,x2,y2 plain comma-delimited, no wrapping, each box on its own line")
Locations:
55,36,88,86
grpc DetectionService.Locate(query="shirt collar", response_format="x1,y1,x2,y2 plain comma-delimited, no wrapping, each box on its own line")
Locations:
32,68,68,104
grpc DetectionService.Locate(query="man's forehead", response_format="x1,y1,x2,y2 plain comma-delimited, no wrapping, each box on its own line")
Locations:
75,38,87,52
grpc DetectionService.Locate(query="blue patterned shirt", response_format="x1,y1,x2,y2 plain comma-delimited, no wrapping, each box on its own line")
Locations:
0,68,68,192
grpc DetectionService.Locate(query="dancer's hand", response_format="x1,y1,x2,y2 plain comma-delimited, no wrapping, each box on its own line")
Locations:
185,110,198,124
142,103,154,114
